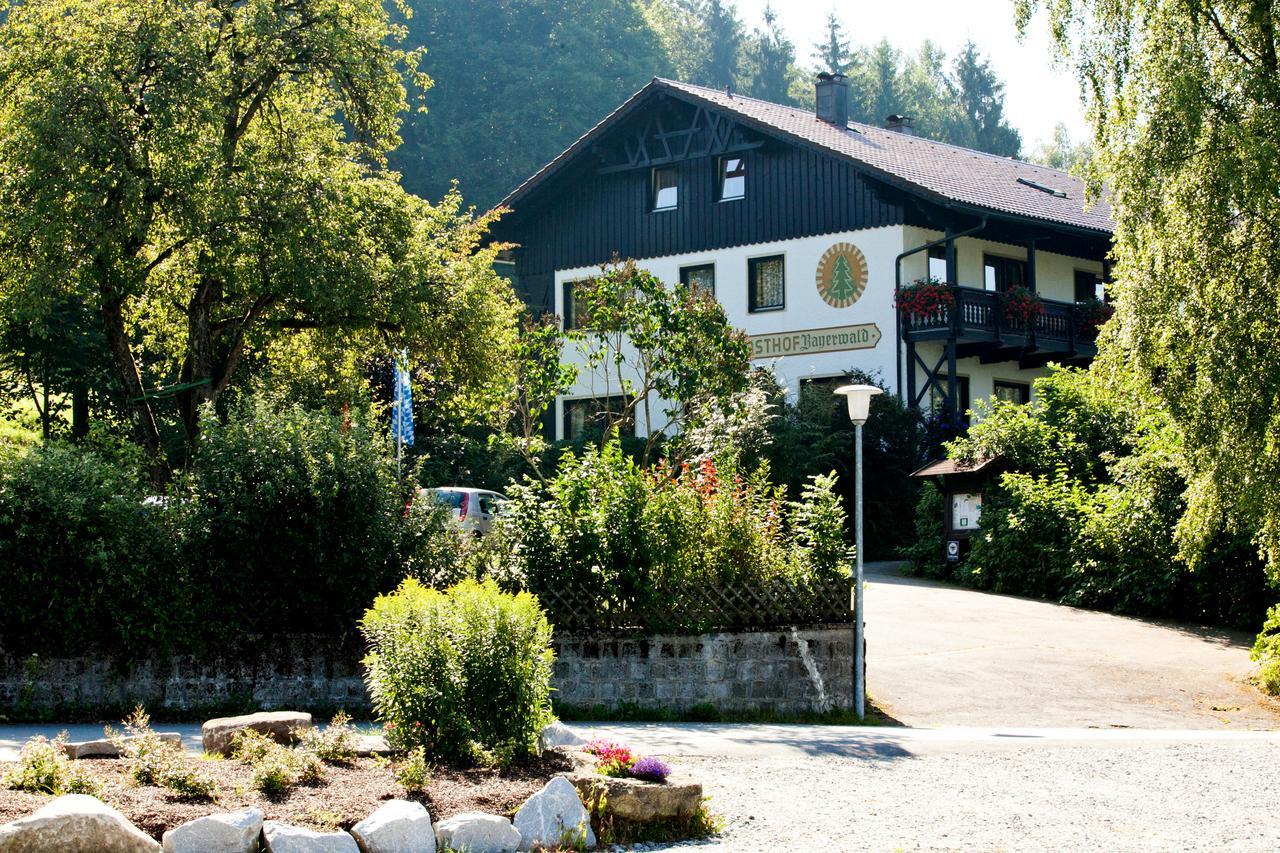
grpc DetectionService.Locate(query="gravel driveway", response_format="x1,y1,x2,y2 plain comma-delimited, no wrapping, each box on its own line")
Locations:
667,742,1280,852
578,724,1280,852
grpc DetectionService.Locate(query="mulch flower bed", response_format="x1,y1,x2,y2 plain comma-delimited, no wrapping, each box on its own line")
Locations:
0,751,571,840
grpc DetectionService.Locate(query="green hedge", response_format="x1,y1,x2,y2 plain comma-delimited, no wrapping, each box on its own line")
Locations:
0,395,451,656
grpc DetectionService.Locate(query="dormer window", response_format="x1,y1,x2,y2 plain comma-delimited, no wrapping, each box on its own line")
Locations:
718,156,746,200
651,167,678,211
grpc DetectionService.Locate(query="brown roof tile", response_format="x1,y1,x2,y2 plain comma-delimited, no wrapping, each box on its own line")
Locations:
500,78,1113,236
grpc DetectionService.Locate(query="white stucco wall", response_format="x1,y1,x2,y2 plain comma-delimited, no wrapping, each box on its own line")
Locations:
553,225,1102,438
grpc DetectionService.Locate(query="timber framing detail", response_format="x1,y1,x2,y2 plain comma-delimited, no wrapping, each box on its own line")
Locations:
596,104,764,173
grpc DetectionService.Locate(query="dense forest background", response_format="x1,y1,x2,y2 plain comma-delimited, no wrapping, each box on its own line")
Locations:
391,0,1054,209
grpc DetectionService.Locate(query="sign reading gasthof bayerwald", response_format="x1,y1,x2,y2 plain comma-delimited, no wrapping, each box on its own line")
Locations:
749,323,882,359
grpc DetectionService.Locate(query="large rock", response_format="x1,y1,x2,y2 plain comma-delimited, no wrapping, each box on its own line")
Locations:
352,735,394,758
162,808,263,853
0,794,159,853
262,822,359,853
202,711,313,756
62,733,182,760
568,772,702,823
432,813,519,853
350,801,435,853
513,777,595,852
536,722,584,752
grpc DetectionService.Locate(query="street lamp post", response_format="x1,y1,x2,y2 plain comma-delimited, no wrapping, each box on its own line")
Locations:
834,383,883,721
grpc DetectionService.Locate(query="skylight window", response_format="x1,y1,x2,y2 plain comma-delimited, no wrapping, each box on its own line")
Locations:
1017,177,1067,199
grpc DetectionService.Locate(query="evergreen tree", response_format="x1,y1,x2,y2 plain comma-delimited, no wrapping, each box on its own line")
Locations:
742,4,799,103
392,1,670,208
945,41,1021,156
815,12,853,76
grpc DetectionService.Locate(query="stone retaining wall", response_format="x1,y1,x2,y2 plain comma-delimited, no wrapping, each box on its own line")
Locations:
552,624,854,713
0,625,853,717
0,636,370,717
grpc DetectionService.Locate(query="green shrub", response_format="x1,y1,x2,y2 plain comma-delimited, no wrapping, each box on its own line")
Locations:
900,481,947,578
229,729,279,765
964,470,1092,600
183,395,427,639
300,711,358,764
159,763,218,801
393,746,432,794
0,443,185,655
252,752,297,800
361,577,554,765
495,442,851,629
1251,606,1280,696
2,735,101,796
764,371,926,559
110,707,178,786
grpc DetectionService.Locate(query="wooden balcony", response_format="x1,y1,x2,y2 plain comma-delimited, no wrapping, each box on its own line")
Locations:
900,285,1098,366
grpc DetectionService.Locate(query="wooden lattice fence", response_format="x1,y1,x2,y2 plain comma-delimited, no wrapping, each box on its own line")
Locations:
533,574,853,635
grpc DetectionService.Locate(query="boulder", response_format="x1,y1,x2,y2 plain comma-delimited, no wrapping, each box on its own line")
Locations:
62,733,182,760
513,777,595,852
350,801,435,853
262,822,359,853
202,711,313,756
352,735,395,758
432,813,520,853
567,772,702,823
161,808,263,853
0,794,159,853
536,722,584,752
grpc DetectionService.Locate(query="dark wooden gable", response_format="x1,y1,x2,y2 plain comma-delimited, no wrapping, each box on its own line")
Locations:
494,90,908,314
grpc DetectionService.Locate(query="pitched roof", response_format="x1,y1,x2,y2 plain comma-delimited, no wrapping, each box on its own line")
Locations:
500,78,1113,236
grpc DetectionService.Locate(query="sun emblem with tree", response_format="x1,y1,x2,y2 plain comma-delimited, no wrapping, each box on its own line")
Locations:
815,243,869,308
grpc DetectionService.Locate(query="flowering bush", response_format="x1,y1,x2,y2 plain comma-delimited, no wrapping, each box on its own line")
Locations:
584,739,635,766
894,278,955,319
1002,286,1045,328
1076,297,1114,334
585,739,671,783
629,756,671,783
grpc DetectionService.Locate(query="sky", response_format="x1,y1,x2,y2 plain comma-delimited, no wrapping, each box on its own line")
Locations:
734,0,1088,151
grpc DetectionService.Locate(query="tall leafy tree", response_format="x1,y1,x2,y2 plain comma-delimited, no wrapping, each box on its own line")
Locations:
1028,123,1095,174
0,0,519,465
393,1,669,208
1021,0,1280,577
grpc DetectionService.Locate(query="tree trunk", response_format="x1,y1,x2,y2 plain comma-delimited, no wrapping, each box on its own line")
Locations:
178,270,220,450
71,385,89,439
100,297,164,478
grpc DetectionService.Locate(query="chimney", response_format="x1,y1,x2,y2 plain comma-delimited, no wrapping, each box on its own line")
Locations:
885,114,914,135
814,72,849,126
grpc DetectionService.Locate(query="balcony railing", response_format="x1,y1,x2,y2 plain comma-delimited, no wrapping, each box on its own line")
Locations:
899,284,1099,356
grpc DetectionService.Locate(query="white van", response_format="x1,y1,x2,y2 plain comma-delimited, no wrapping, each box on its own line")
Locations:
424,487,507,537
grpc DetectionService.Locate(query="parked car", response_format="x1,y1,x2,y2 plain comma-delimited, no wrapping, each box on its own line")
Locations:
422,487,507,536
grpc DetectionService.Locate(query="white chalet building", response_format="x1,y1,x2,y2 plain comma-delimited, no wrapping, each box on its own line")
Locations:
491,75,1114,441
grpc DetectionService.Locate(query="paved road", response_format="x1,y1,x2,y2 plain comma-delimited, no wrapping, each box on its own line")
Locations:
863,565,1280,729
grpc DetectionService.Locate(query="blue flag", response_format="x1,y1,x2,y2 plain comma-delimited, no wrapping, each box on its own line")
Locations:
393,351,414,447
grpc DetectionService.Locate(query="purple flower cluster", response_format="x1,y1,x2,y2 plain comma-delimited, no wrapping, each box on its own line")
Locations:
628,755,671,783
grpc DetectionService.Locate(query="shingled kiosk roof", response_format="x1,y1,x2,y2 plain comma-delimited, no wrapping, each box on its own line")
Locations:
500,78,1113,237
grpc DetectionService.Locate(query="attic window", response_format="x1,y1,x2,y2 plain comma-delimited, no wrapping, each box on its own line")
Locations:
1017,177,1067,199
